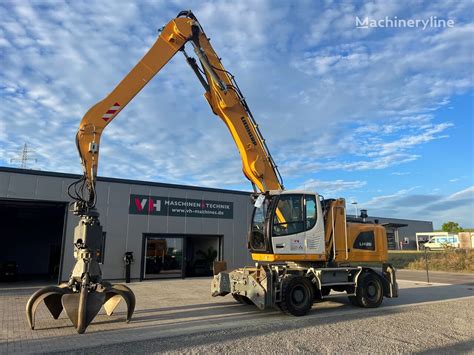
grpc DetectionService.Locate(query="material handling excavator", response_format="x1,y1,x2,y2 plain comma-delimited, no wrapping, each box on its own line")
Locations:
26,10,398,333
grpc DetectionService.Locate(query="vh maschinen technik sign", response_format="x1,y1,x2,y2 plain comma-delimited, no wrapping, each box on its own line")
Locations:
129,194,233,219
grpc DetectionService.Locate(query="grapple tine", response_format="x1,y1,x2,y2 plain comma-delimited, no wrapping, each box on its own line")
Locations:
103,294,122,316
44,293,66,319
62,293,80,329
25,286,69,330
62,288,105,333
104,284,136,322
82,289,105,333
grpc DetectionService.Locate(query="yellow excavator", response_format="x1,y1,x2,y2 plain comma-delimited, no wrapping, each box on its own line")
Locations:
26,10,397,333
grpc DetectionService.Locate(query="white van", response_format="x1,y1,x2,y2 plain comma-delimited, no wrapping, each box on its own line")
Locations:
423,235,459,250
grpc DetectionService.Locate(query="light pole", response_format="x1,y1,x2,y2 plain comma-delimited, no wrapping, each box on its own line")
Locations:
351,201,358,218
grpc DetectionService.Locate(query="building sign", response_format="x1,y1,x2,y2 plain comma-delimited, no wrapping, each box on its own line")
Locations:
129,194,233,219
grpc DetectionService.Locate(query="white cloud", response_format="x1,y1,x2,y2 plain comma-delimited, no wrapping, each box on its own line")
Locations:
0,0,472,196
447,186,474,201
391,172,411,176
297,179,366,194
360,186,474,228
362,187,420,208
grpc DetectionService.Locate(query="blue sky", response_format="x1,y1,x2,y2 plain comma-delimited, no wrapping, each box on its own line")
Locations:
0,0,473,228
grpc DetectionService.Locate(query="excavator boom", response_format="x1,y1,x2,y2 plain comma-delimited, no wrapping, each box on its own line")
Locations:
76,11,282,208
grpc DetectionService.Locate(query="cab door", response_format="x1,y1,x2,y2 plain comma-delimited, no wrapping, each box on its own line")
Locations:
271,194,306,254
304,194,326,255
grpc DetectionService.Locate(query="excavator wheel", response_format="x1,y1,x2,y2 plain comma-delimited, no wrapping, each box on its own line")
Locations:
349,272,383,308
278,275,314,316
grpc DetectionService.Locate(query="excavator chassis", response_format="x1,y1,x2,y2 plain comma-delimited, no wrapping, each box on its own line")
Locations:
212,262,398,315
26,207,135,334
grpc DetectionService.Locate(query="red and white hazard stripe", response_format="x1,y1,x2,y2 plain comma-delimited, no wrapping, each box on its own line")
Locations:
102,102,121,122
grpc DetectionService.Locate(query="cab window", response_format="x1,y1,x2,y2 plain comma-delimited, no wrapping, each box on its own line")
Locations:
272,194,304,237
305,195,317,230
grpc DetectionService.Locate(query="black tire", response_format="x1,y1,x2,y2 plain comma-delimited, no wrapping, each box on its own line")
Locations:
348,296,360,306
232,294,253,305
279,276,314,316
349,272,383,308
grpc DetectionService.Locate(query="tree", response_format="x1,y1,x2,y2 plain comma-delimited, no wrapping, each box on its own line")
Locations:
441,221,463,233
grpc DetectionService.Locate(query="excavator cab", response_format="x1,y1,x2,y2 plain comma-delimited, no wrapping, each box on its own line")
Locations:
213,191,397,314
249,191,326,261
248,191,389,264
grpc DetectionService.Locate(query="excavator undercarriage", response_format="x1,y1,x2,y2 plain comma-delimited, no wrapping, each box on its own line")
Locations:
211,193,398,316
212,262,398,316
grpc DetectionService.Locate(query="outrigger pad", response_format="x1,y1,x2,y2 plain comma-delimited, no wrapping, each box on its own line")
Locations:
211,272,230,296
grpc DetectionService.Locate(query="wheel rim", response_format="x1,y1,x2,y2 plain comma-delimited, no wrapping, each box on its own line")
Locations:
366,281,379,301
367,283,376,297
291,285,307,307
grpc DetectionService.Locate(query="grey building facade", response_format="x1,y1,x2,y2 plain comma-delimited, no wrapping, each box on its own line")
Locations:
1,167,433,284
365,216,433,250
0,167,253,283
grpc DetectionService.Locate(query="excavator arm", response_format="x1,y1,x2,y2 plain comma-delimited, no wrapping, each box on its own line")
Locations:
74,11,282,208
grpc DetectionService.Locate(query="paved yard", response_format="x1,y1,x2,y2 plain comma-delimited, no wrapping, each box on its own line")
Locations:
0,273,473,354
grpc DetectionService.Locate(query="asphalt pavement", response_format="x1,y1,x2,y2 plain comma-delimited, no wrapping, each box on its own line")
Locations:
58,298,474,354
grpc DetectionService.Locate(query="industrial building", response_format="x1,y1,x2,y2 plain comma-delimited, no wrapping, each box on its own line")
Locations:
0,167,433,283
